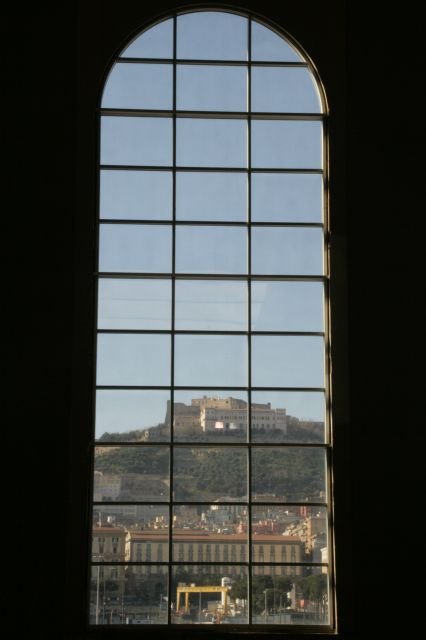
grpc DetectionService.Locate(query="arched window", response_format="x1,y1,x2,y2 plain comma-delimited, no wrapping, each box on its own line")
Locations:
90,8,333,630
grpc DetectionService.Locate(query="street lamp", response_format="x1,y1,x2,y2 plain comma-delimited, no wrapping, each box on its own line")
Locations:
263,589,271,623
121,592,125,624
264,588,280,623
93,552,106,625
95,564,100,625
102,578,106,624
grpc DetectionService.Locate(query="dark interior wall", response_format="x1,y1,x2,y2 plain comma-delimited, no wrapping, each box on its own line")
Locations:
6,1,422,637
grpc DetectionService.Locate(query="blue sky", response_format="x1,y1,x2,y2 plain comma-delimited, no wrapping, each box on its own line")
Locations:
95,11,326,438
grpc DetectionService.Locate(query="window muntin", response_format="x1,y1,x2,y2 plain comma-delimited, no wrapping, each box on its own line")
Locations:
91,9,332,630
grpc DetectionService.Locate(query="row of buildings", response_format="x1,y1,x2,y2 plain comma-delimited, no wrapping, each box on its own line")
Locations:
90,504,328,619
93,527,305,573
92,506,327,577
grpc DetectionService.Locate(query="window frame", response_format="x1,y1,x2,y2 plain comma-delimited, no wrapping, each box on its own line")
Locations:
70,3,350,638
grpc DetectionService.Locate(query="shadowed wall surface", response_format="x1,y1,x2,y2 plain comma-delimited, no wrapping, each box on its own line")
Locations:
5,1,421,637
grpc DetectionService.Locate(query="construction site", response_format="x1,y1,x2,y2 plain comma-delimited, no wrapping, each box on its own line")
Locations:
173,577,245,624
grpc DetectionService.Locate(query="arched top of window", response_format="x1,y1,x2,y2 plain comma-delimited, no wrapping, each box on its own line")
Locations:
101,10,326,115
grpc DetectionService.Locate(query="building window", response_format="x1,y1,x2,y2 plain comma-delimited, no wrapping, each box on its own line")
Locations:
90,7,333,630
98,538,104,555
231,545,237,562
241,544,246,562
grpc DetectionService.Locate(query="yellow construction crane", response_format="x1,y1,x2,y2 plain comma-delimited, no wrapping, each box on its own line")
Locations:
176,584,230,618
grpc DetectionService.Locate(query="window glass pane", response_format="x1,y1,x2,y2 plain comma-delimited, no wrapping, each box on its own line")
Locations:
177,65,247,111
172,566,248,624
90,565,169,625
251,566,330,625
100,170,172,220
175,280,247,331
251,21,302,62
250,395,286,441
177,12,248,60
172,504,248,556
251,391,326,443
177,118,247,168
99,224,172,273
128,534,168,564
102,63,173,109
101,116,172,166
120,18,173,58
173,390,248,442
252,447,327,502
91,529,126,563
92,505,169,559
95,390,170,442
251,505,328,562
251,336,324,388
251,227,323,275
176,226,247,274
96,334,171,386
98,278,171,330
251,173,323,223
252,67,321,113
173,447,247,501
251,281,324,332
175,335,247,387
92,506,169,536
94,445,170,501
251,120,322,169
176,172,247,222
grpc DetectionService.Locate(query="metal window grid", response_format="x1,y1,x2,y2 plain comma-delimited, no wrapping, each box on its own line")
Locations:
89,9,333,633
